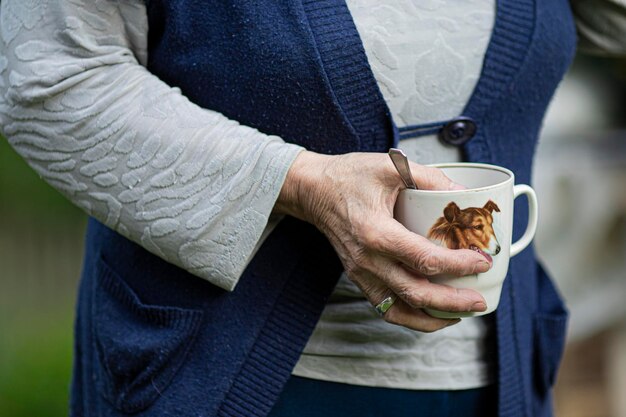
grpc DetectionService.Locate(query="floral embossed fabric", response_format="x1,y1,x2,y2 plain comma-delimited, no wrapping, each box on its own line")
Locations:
0,0,303,291
345,0,494,126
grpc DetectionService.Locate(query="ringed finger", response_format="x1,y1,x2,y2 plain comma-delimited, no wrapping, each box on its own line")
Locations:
382,297,461,332
372,258,487,313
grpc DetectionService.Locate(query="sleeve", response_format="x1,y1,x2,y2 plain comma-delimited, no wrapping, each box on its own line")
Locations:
570,0,626,56
0,0,304,291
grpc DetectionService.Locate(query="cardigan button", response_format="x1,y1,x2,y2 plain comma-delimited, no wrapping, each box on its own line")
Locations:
439,117,477,146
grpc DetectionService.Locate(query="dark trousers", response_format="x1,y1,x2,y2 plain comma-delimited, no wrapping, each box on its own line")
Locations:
268,376,498,417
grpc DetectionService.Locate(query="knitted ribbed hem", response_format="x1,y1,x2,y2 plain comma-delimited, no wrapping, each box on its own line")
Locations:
496,273,527,417
464,0,535,173
301,0,394,152
460,1,536,415
464,0,535,121
217,218,343,417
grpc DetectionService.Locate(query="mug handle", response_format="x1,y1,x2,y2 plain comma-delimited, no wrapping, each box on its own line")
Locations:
510,184,538,257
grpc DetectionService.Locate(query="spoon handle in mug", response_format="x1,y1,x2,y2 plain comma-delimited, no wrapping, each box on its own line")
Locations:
388,148,418,190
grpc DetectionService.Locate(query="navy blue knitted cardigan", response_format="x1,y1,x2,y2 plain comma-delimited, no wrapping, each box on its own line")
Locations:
70,1,577,416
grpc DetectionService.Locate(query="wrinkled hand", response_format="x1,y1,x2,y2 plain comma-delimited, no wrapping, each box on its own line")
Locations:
275,151,490,332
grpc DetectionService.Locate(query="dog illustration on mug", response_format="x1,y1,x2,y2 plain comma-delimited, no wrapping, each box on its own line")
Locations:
427,200,501,263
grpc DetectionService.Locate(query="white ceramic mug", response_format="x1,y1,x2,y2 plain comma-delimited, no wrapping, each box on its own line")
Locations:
394,163,538,318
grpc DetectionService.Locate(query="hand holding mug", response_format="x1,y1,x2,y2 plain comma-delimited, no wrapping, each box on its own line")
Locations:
275,151,491,332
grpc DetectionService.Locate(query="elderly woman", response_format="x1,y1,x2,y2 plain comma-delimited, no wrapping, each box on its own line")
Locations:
1,0,624,416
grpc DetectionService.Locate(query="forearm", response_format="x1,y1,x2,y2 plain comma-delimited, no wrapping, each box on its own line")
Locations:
0,0,303,290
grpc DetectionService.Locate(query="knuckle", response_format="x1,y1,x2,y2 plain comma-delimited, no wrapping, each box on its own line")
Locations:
396,286,413,302
358,224,389,254
415,251,443,275
456,251,479,276
359,225,378,249
344,257,367,278
376,261,396,281
449,257,467,277
392,238,416,261
376,233,396,255
398,286,431,308
415,290,433,308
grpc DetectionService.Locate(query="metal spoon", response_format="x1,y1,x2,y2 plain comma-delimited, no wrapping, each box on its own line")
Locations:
388,148,418,189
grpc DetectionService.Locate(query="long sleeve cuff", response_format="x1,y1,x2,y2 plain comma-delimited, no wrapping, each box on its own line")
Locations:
0,0,305,291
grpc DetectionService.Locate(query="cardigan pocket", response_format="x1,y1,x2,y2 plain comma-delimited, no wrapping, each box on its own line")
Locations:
533,262,568,394
91,255,204,414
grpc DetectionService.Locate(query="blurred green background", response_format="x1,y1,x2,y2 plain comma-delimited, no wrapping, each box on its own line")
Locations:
0,137,86,417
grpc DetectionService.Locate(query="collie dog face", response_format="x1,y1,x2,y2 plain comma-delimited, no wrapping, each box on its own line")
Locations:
427,200,501,263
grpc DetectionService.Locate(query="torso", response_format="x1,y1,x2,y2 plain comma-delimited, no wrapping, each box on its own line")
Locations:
294,0,497,390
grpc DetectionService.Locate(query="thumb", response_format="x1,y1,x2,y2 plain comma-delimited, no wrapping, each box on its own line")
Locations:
409,164,466,191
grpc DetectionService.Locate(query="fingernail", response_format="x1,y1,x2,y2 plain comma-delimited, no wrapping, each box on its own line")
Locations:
449,182,466,191
447,318,462,326
477,261,490,273
471,302,487,312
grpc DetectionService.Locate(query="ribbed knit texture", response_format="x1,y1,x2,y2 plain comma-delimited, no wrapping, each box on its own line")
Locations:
463,0,535,165
301,0,395,151
218,233,341,417
461,1,536,414
462,0,534,414
466,0,536,119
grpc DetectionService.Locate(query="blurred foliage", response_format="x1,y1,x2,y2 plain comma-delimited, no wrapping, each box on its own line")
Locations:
0,136,83,220
0,312,74,417
1,135,83,417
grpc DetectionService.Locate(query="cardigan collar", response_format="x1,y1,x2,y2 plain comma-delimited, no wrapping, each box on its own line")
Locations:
302,0,535,165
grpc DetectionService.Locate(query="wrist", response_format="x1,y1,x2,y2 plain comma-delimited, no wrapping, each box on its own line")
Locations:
274,150,332,224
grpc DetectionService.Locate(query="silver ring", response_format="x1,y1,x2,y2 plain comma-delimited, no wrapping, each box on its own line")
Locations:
374,294,397,316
